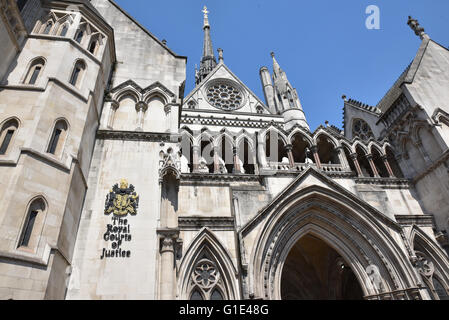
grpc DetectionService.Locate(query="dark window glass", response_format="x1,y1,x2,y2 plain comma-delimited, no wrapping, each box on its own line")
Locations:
60,25,68,37
21,210,38,247
48,128,62,154
29,66,41,85
88,41,97,54
210,289,223,300
0,130,14,155
43,23,52,34
190,290,203,300
75,30,84,43
70,67,81,86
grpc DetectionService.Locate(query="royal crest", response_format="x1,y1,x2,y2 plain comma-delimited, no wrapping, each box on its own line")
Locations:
105,179,139,216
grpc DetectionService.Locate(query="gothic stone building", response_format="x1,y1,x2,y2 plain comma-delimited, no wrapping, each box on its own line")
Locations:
0,0,449,300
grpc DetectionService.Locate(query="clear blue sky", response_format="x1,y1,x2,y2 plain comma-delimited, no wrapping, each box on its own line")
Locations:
114,0,449,130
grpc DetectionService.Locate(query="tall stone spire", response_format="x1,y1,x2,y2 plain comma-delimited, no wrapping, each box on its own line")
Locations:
196,6,217,85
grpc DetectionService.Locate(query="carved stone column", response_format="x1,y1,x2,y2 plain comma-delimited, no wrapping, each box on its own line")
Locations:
382,155,395,178
107,100,119,129
285,144,295,168
213,146,220,173
135,101,148,131
192,146,200,172
233,146,241,173
366,154,380,177
311,145,321,169
350,153,363,177
158,229,179,300
335,146,349,168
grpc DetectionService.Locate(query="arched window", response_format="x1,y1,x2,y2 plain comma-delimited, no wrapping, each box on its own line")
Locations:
356,146,374,177
371,147,389,178
316,135,340,165
69,60,86,88
42,21,53,34
218,135,234,174
352,118,374,141
237,138,255,174
47,119,68,156
24,58,45,85
265,131,288,164
58,23,68,37
88,39,99,55
0,119,19,155
291,132,311,164
188,254,228,300
19,198,46,250
74,29,84,44
343,146,357,174
385,147,403,178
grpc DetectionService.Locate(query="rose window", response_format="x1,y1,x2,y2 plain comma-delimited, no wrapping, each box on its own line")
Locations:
206,82,243,111
352,119,374,140
192,259,219,290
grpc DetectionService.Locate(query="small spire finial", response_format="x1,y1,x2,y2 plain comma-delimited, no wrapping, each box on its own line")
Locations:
407,16,428,40
270,52,275,58
203,5,210,28
217,48,223,63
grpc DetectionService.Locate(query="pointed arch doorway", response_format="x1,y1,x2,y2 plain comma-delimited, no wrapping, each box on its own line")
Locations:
281,234,364,300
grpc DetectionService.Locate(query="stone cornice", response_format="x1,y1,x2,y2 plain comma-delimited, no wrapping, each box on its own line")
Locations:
354,177,411,188
181,116,276,129
395,215,435,228
180,173,261,184
178,217,235,230
97,130,181,142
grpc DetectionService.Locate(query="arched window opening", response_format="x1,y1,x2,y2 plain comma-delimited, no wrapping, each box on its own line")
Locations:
291,133,311,163
24,58,45,85
356,146,374,177
88,39,99,55
19,198,46,250
74,29,84,44
180,134,194,173
187,101,196,109
42,21,53,34
187,250,229,300
47,120,68,156
190,289,204,300
200,139,215,174
371,147,389,178
218,136,234,174
59,24,68,37
317,135,340,165
238,138,255,174
287,90,294,108
0,119,18,155
266,131,288,164
385,147,403,178
256,106,264,114
352,118,374,141
343,146,357,174
69,60,86,88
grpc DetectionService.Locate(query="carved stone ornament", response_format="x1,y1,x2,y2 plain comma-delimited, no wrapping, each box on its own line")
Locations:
159,149,181,182
413,251,435,278
192,258,220,291
104,179,139,216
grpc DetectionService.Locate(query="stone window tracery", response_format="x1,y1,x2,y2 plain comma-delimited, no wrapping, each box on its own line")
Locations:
205,80,244,111
189,256,225,300
352,118,374,141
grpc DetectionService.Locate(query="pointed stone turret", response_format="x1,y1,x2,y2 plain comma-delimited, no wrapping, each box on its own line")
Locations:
268,52,309,130
196,6,217,85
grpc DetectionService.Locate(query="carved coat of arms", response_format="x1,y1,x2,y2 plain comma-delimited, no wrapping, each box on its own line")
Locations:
105,179,139,216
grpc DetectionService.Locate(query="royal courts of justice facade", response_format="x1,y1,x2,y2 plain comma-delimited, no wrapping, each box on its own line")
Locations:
0,0,449,300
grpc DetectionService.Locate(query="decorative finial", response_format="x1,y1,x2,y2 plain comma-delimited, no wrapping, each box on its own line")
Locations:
203,6,210,28
270,52,275,58
407,16,427,40
217,48,223,63
342,94,347,101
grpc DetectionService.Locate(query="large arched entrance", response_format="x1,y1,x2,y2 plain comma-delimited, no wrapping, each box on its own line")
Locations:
281,234,364,300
